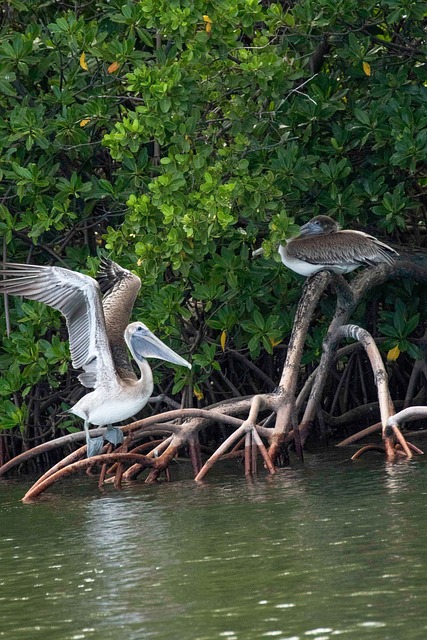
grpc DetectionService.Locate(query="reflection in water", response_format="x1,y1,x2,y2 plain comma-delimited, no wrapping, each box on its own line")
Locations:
1,446,427,640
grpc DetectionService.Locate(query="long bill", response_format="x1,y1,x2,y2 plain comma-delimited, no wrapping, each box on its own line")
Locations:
129,328,191,369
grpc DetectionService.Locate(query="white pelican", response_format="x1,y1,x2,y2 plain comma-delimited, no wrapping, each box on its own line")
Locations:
0,259,191,456
277,215,398,276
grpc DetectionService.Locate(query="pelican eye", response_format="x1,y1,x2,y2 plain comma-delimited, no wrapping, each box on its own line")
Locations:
135,325,149,335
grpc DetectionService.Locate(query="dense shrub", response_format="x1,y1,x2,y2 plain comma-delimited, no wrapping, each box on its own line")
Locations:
0,0,426,447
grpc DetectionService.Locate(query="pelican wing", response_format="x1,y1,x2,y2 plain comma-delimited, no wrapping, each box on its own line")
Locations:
0,263,116,389
97,258,141,381
287,230,398,266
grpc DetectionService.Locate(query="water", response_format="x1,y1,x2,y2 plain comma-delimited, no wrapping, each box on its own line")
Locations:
1,445,427,640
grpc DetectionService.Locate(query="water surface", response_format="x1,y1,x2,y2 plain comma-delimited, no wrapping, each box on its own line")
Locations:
1,445,427,640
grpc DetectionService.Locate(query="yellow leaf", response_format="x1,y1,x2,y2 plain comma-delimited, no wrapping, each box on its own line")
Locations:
270,337,283,347
362,61,371,76
203,14,213,33
194,387,204,401
79,52,88,71
220,330,227,351
108,61,120,74
79,119,90,127
387,345,400,361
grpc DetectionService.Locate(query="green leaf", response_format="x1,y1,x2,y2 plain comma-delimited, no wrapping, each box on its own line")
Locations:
403,314,419,336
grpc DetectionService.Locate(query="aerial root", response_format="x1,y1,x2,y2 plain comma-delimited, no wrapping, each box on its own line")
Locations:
336,422,382,447
23,445,89,493
105,439,164,477
21,452,155,502
2,405,261,480
123,436,174,482
405,441,424,455
2,405,268,498
351,437,422,461
96,438,173,488
195,395,275,481
11,384,424,500
189,435,203,476
98,443,114,488
193,424,274,481
244,431,256,476
389,424,412,459
252,427,276,474
343,405,427,462
351,444,386,459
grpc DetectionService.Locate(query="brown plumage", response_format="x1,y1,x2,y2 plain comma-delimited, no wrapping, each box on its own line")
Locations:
279,215,398,276
97,258,141,381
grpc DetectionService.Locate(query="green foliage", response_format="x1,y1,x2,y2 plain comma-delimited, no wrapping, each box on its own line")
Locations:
0,0,426,441
378,298,422,360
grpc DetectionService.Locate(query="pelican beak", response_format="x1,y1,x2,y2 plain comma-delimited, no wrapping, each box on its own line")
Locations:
299,220,318,236
130,327,191,369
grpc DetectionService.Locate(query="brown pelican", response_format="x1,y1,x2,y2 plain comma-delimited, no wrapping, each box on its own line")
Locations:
0,259,191,456
278,215,398,276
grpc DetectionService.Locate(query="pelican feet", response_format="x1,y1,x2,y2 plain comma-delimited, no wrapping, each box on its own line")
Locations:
86,435,105,458
104,425,124,446
83,421,124,457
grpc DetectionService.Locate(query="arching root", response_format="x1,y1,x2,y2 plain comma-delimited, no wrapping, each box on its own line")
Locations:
22,453,155,502
195,396,275,481
351,444,386,459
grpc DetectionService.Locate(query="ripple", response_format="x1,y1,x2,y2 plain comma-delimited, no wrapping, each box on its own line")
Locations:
2,452,427,640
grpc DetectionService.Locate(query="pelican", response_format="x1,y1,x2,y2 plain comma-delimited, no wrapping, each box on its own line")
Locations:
0,259,191,456
277,215,398,276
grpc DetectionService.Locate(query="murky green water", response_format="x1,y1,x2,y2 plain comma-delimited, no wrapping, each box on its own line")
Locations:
1,445,427,640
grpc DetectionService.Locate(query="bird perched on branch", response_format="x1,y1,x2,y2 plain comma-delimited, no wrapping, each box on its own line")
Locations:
0,258,191,456
277,215,398,276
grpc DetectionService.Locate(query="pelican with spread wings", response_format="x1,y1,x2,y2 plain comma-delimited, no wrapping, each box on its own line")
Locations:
0,259,191,456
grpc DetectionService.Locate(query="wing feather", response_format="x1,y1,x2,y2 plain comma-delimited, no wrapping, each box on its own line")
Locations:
0,263,117,389
287,230,398,266
96,258,141,381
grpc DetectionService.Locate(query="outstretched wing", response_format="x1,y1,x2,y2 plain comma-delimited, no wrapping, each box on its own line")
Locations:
0,263,116,389
96,258,141,381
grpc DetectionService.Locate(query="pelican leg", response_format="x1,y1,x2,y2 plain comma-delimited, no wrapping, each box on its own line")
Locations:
83,420,104,457
104,425,124,446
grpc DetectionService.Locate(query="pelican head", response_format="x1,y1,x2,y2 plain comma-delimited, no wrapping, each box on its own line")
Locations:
299,215,340,237
125,322,191,369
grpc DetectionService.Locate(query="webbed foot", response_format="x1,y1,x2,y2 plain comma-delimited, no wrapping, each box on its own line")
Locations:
86,436,104,457
104,426,124,446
